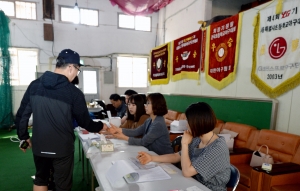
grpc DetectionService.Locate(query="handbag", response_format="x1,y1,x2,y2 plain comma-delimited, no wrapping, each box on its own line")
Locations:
250,145,274,167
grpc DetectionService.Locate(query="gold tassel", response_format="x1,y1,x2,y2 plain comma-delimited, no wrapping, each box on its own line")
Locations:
252,13,258,27
276,0,284,15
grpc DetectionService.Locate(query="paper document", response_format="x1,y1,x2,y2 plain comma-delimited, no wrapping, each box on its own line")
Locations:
106,158,170,185
106,160,139,186
128,157,157,169
132,166,171,183
107,110,112,118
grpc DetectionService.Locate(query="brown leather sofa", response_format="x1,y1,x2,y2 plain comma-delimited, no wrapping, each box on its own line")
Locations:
222,122,257,149
230,129,300,191
164,110,181,126
166,110,224,141
167,117,300,191
250,131,300,191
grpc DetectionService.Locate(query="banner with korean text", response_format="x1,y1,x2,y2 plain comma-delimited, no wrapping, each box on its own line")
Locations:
149,43,170,85
252,1,300,98
171,30,202,81
205,13,243,90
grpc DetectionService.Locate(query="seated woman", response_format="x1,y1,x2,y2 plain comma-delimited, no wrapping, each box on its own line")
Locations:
137,102,230,191
108,93,173,155
120,94,149,129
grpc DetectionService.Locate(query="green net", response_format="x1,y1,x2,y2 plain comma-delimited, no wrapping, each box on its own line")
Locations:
0,10,13,129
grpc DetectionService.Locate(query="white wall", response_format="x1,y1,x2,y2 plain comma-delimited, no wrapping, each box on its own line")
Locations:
10,0,158,113
149,0,300,135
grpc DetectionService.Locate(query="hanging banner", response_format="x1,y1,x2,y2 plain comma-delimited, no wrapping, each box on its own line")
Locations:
149,43,170,85
171,30,202,81
252,0,300,98
205,13,243,90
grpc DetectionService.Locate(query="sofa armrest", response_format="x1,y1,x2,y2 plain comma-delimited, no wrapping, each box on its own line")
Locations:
253,162,300,175
252,163,300,191
230,147,253,164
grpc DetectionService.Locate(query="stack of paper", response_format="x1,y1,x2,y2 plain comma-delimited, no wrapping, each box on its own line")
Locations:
106,158,171,186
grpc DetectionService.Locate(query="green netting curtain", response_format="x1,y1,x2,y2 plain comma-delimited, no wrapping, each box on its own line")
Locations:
0,10,13,129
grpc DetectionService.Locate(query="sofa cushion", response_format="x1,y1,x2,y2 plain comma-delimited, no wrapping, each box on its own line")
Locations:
223,122,257,148
165,110,180,121
215,119,224,129
177,113,186,120
256,130,300,163
292,143,300,165
164,110,181,126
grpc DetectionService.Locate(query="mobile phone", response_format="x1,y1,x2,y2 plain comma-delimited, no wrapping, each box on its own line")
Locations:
254,151,261,157
19,140,29,149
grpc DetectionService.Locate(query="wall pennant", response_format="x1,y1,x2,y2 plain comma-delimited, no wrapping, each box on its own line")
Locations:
205,13,243,90
149,43,170,85
252,0,300,98
171,30,202,82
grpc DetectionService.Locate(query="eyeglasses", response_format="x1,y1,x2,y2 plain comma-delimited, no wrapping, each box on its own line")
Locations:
144,101,151,106
73,65,81,75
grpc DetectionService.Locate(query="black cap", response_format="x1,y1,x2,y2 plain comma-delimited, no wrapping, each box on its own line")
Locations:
58,49,83,66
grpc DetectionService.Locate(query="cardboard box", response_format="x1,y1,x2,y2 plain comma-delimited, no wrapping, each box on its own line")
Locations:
109,117,121,127
100,140,114,152
170,120,188,132
218,134,234,150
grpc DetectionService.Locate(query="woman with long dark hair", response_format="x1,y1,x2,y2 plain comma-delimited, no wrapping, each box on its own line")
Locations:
120,94,149,129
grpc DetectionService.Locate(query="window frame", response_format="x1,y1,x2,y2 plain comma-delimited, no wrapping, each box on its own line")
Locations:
9,47,39,86
0,0,37,20
59,5,99,27
117,56,149,88
117,13,152,32
77,67,100,102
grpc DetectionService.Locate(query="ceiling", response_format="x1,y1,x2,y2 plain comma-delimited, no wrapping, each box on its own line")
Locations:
109,0,174,15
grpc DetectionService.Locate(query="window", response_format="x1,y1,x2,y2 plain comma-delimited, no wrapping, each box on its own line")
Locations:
118,13,151,31
0,1,14,16
9,48,38,85
78,68,100,102
0,1,36,20
117,57,148,88
83,70,97,94
60,6,98,26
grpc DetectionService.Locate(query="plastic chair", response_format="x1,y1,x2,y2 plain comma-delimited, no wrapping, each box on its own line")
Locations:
171,135,182,169
171,135,182,153
227,164,240,191
91,99,108,119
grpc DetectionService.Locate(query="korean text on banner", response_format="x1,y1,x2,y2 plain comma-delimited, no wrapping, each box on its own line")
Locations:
172,30,202,82
251,0,300,98
205,13,243,90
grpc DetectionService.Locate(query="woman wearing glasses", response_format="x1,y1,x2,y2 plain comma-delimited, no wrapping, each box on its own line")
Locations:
137,102,230,191
120,94,149,129
108,93,173,155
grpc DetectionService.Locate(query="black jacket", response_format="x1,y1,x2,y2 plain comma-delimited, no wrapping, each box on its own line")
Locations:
17,71,103,157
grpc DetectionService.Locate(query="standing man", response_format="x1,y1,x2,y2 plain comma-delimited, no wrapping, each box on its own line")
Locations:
17,49,107,191
109,93,127,118
124,89,137,104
